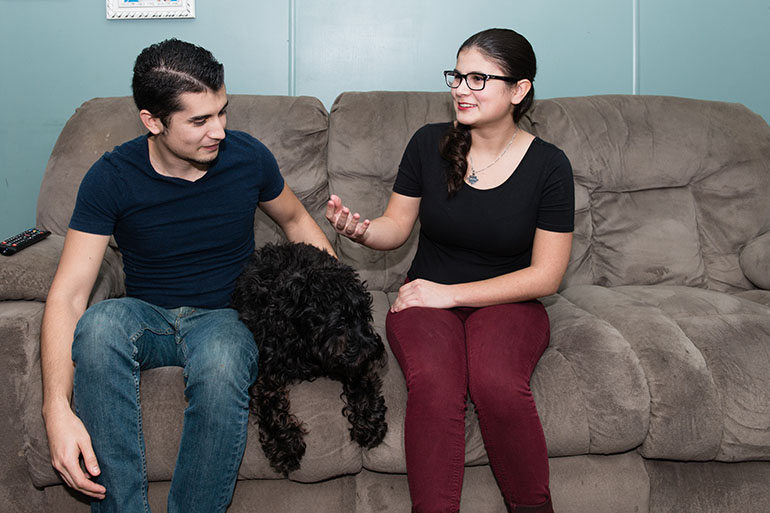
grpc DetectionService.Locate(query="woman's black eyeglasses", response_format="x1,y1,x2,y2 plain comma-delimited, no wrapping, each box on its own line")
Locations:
443,70,519,91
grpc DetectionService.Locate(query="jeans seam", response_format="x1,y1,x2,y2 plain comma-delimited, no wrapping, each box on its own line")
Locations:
466,302,550,507
175,311,189,369
129,325,174,344
167,308,256,513
466,318,515,501
448,432,464,512
131,341,151,513
213,348,254,513
390,310,466,513
215,399,249,512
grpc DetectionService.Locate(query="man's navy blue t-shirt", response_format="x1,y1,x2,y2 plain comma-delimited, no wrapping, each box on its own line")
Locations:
69,129,285,309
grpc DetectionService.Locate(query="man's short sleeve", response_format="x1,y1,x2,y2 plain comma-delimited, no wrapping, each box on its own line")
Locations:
257,147,285,203
69,159,121,235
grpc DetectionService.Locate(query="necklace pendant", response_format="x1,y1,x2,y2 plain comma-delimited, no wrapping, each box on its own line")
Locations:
468,173,478,185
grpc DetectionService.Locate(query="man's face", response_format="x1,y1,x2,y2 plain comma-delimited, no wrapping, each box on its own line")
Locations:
156,87,228,166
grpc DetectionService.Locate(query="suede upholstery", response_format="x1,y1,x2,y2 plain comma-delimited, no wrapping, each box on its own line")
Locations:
2,92,769,513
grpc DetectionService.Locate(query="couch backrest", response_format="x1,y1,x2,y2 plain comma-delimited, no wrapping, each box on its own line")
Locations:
36,94,334,245
327,92,770,293
38,93,770,294
327,91,455,291
528,95,770,292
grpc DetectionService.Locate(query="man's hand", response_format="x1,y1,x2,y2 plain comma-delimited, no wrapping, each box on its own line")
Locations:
45,406,106,499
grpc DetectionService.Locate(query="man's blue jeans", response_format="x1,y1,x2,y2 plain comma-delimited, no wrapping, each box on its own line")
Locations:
71,297,259,513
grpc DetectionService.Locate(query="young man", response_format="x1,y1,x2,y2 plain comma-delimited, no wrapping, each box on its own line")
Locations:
41,39,335,513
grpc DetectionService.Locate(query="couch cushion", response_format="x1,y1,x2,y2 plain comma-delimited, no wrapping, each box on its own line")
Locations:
356,453,651,513
363,284,770,468
646,460,770,513
36,95,333,247
327,93,770,294
589,187,707,288
740,231,770,290
327,91,454,292
561,285,770,461
536,293,650,455
37,97,145,237
25,364,364,487
526,95,770,293
225,95,335,246
734,289,770,308
363,291,650,473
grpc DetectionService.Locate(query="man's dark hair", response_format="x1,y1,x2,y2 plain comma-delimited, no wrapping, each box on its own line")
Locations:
132,38,225,127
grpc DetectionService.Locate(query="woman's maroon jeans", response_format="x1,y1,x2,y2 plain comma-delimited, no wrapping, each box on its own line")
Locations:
386,301,552,513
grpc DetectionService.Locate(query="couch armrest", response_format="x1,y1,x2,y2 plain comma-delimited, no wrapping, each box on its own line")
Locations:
740,231,770,290
0,234,125,304
0,301,48,509
0,234,64,301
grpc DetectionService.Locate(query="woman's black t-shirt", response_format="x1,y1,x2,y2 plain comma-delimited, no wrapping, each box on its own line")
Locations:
393,122,574,285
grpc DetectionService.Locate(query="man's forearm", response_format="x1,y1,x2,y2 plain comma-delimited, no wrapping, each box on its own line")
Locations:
40,296,84,418
284,211,337,258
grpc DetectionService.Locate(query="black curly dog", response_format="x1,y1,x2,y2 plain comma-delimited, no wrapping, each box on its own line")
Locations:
230,242,388,475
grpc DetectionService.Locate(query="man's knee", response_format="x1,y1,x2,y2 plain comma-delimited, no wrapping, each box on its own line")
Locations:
72,299,140,364
184,322,258,399
76,298,129,334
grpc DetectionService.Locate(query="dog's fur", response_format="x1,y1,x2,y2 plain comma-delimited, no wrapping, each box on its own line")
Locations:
230,242,388,475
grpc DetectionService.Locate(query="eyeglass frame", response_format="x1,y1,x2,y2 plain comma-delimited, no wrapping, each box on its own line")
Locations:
443,70,520,91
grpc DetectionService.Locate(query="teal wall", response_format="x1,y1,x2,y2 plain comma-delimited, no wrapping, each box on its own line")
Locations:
1,0,769,238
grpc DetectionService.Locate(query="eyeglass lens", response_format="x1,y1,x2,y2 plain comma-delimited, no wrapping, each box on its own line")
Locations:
445,72,487,90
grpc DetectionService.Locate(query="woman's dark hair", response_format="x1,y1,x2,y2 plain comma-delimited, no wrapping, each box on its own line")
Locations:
439,28,537,195
132,38,225,127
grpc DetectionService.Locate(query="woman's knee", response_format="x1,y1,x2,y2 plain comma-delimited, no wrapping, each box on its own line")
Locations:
469,369,533,415
468,302,550,347
465,302,549,409
386,307,469,409
387,308,465,376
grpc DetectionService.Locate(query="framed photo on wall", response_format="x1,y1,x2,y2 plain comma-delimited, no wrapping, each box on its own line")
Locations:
106,0,196,20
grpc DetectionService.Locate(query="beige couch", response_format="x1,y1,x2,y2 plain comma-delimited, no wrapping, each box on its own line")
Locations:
2,92,770,513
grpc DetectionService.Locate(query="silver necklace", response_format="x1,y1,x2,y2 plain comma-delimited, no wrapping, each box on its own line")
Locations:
467,128,518,185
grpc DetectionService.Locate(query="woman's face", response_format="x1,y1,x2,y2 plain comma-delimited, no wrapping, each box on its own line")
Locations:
450,47,521,129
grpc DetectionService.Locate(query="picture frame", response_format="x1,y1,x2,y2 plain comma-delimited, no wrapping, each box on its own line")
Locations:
106,0,196,20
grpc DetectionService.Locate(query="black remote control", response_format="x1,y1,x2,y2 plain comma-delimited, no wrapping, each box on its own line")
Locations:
1,228,51,256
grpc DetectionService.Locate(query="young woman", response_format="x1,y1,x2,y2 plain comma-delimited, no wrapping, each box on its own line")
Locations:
326,28,574,513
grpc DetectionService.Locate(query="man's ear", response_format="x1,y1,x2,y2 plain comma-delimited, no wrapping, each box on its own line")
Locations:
139,109,164,135
511,79,532,107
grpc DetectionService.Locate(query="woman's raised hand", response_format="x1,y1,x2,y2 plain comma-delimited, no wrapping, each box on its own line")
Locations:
326,195,371,243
